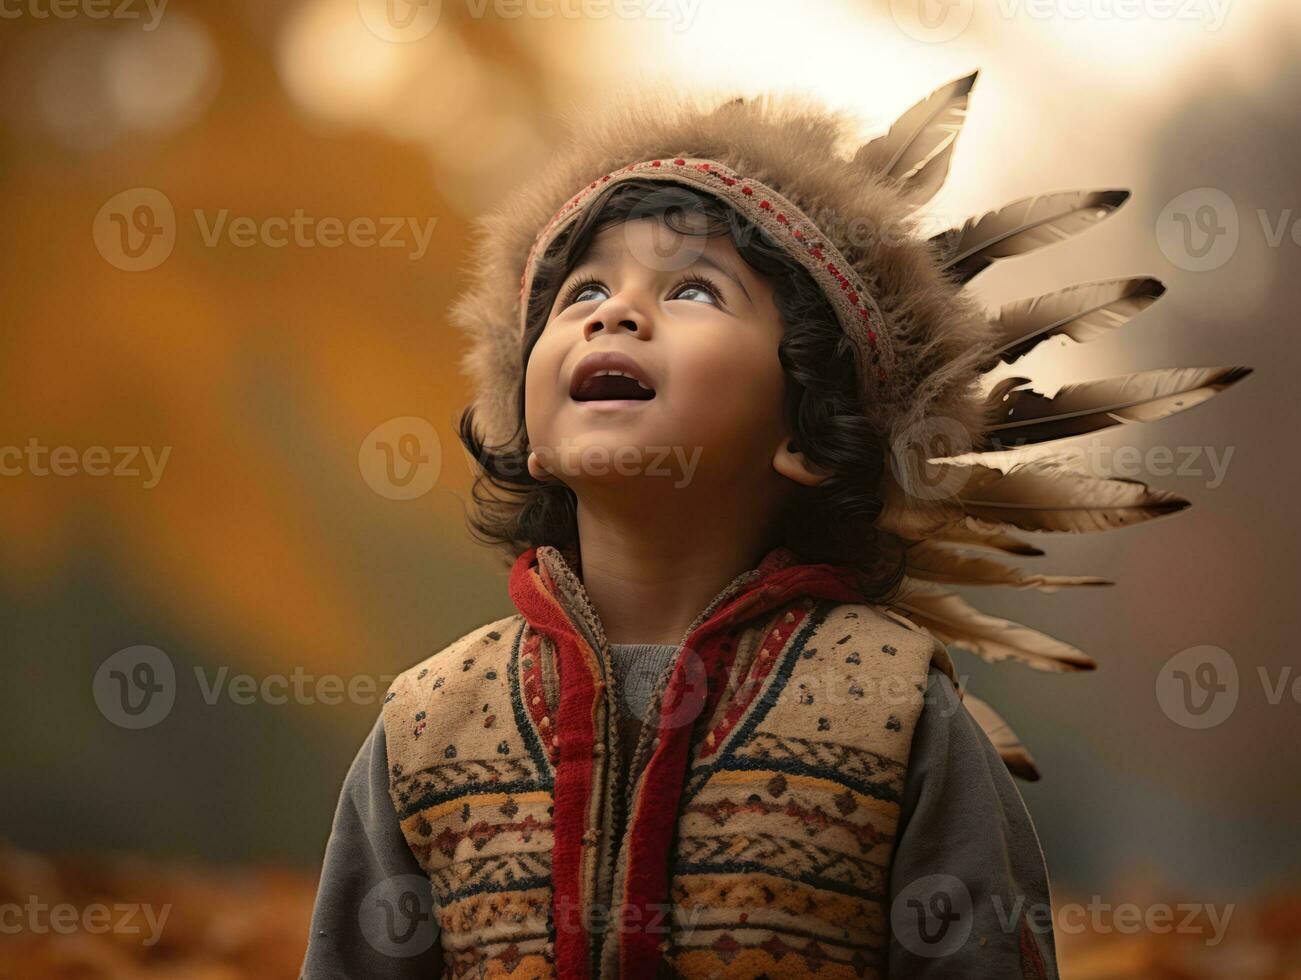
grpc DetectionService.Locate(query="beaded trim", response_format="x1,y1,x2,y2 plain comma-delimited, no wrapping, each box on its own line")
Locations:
517,157,893,387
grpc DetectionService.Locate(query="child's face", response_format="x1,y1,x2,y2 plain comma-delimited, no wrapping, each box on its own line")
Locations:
524,216,793,491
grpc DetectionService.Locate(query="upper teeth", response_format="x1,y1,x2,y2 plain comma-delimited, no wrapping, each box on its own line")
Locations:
591,369,651,390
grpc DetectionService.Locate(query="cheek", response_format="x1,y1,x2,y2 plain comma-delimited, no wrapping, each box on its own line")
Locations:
523,330,565,440
669,329,786,440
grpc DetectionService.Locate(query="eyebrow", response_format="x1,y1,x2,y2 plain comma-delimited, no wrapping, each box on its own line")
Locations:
567,237,754,305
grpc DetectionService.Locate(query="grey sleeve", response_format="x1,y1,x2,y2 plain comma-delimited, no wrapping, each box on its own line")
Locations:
301,713,444,979
886,667,1059,979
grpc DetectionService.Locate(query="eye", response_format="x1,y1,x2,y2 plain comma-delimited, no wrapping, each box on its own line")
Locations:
559,274,607,309
669,274,725,307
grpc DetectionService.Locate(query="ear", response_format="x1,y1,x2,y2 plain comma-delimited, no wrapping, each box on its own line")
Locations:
772,437,833,487
527,450,553,482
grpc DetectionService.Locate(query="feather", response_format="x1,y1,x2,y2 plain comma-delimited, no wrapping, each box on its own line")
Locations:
928,517,1045,556
905,540,1111,591
984,366,1253,450
932,189,1130,284
950,456,1190,533
984,277,1166,368
961,693,1041,781
894,579,1096,672
853,71,977,209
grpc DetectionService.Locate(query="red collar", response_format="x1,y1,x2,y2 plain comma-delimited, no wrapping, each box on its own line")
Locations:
508,543,865,645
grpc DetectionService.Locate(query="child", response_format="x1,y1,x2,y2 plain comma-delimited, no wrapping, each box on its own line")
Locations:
303,73,1249,979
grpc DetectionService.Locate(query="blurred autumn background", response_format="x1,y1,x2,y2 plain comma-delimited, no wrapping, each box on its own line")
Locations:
2,0,1300,976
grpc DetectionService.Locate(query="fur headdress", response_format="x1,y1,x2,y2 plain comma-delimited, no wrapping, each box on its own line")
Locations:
448,72,1252,779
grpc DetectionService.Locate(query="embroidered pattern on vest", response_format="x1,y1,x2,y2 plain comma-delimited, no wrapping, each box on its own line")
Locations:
383,556,953,980
659,602,924,980
385,616,559,977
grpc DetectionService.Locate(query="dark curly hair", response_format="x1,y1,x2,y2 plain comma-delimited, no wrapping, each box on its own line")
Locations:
456,179,907,603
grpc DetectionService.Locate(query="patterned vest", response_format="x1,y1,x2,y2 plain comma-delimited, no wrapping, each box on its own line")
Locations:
382,545,957,979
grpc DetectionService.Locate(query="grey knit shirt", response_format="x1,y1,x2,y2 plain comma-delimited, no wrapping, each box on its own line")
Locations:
302,645,1060,979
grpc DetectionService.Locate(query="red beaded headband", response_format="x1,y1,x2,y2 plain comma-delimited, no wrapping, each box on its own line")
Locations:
517,157,894,388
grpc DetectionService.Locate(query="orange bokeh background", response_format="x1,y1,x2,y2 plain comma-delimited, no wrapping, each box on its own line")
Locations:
2,1,1299,975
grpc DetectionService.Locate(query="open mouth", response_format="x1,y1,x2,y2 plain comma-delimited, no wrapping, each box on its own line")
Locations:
571,369,656,402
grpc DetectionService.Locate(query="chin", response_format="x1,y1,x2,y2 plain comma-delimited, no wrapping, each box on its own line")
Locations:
533,426,680,484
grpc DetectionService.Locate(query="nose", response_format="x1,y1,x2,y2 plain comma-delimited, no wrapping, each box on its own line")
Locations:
582,289,652,341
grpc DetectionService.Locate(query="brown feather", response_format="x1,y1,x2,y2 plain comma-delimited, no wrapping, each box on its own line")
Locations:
927,517,1045,556
951,455,1190,533
853,71,978,209
961,693,1041,781
984,277,1166,368
933,189,1130,284
894,579,1096,671
905,540,1111,591
985,365,1253,450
